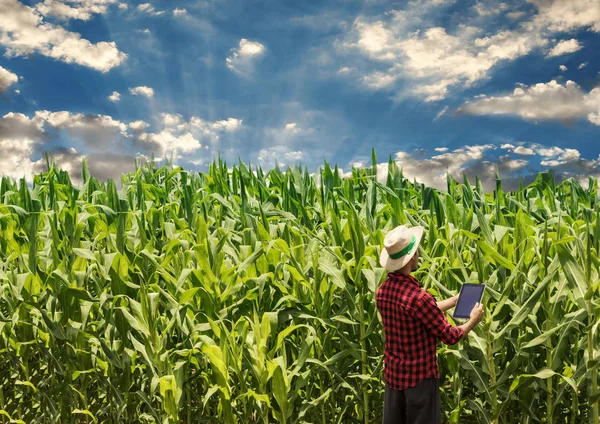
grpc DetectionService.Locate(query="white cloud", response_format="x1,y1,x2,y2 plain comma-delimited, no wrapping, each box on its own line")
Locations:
371,144,504,190
540,148,582,167
501,143,515,149
337,66,353,74
434,106,449,121
35,148,148,186
507,11,527,20
211,118,243,132
559,148,581,162
134,113,242,158
137,3,164,15
162,113,183,127
343,17,546,101
579,62,587,69
537,146,564,157
504,158,528,170
284,122,300,133
118,3,127,10
137,130,201,156
36,0,117,21
128,120,148,131
346,143,599,193
36,110,128,147
0,0,127,72
474,2,509,16
258,146,305,168
547,39,582,57
514,146,534,155
129,86,154,98
0,111,130,183
0,66,18,94
0,109,244,183
108,91,120,102
173,8,187,16
529,0,600,33
339,0,599,101
434,147,448,152
458,80,600,126
559,64,567,71
226,39,265,74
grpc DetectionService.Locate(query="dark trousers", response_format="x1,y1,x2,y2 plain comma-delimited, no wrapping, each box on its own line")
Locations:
383,379,440,424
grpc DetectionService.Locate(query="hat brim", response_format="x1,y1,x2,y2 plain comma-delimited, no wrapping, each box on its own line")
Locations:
379,226,424,271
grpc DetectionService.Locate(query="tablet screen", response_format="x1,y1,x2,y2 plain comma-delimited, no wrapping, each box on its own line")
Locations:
453,284,485,319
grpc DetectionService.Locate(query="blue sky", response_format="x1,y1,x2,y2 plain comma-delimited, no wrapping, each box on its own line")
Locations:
0,0,599,191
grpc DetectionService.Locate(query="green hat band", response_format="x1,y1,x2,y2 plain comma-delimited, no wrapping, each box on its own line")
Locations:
388,234,416,260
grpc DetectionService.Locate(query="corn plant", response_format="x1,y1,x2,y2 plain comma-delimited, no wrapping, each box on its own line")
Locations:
0,151,598,423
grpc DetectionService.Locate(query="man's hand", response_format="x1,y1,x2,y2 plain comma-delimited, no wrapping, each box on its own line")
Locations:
449,294,459,308
458,302,485,339
469,302,484,323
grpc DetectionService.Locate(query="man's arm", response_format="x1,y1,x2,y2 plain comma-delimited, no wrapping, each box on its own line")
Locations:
414,291,484,344
414,291,464,345
456,303,484,338
436,294,458,312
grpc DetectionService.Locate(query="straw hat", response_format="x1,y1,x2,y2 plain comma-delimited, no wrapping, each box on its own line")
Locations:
379,225,424,271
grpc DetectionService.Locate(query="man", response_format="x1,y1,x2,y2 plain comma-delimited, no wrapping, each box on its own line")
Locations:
376,224,484,424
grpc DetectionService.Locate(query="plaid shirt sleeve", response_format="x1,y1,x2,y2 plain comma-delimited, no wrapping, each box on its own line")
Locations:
413,289,464,345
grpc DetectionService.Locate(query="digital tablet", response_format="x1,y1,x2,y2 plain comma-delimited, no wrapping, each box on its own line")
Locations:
453,284,486,319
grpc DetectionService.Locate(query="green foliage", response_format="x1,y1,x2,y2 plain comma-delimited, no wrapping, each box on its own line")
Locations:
0,158,598,423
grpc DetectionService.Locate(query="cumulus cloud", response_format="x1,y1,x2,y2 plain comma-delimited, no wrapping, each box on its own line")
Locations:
33,148,148,186
0,66,18,94
579,62,587,69
129,86,154,97
339,0,599,101
559,64,567,71
342,16,546,101
108,91,120,102
473,2,509,16
0,109,244,183
257,146,305,168
137,3,164,15
529,0,600,33
458,80,600,126
134,113,243,158
355,143,599,192
369,144,503,190
128,120,148,131
547,39,582,57
514,146,534,155
37,110,128,148
0,0,127,72
538,146,564,157
282,122,314,135
36,0,117,21
226,39,265,74
173,8,187,16
0,111,132,183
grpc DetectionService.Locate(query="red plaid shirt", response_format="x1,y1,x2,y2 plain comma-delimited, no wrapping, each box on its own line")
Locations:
376,271,464,390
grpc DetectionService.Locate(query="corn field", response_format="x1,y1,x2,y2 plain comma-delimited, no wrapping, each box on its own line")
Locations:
0,150,599,423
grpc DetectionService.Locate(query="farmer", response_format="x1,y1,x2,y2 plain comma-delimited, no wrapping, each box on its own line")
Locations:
376,224,484,424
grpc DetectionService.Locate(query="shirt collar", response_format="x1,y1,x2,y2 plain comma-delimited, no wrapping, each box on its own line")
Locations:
388,271,421,288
